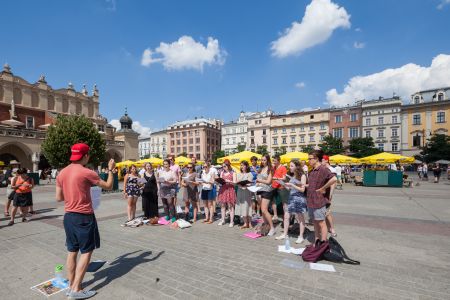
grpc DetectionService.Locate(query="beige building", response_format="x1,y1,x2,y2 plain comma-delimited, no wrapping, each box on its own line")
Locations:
167,118,221,160
246,110,273,153
0,64,138,170
139,129,167,159
221,111,249,155
270,109,329,154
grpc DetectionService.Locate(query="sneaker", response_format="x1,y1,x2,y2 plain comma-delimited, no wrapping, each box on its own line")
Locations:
217,220,224,226
68,290,96,299
228,222,234,228
171,217,176,223
295,237,304,244
275,234,286,240
267,228,276,236
66,289,72,296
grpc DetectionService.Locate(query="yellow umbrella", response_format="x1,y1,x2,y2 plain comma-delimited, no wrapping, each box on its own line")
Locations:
217,151,261,164
137,157,163,167
116,160,135,167
359,152,414,164
0,161,5,167
329,154,359,165
175,156,191,166
280,152,309,164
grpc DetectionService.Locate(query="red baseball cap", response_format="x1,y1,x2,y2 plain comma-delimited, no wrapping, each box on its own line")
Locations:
70,143,90,161
322,155,330,161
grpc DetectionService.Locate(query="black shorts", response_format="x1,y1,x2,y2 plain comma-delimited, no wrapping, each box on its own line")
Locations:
13,192,32,207
257,190,273,200
63,212,100,254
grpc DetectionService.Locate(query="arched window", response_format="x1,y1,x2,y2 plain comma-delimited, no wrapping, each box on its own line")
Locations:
13,87,22,104
31,91,39,107
48,95,55,111
62,98,69,113
438,93,444,101
75,101,82,115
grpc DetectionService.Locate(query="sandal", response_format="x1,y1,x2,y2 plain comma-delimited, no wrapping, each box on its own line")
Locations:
7,221,14,226
22,218,28,223
4,212,10,217
240,225,249,229
206,220,213,224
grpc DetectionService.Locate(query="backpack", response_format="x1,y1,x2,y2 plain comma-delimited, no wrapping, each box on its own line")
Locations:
301,240,329,262
323,237,360,265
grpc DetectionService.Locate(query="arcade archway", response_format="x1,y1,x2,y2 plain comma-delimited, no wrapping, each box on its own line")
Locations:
0,142,33,170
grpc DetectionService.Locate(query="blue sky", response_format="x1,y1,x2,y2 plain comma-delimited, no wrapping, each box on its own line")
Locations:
1,0,450,137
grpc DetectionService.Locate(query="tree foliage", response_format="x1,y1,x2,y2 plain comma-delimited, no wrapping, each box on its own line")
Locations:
42,115,106,168
420,134,450,162
319,135,344,155
301,145,315,153
256,145,268,156
212,150,226,165
153,154,161,159
348,137,381,158
236,144,246,152
274,146,287,156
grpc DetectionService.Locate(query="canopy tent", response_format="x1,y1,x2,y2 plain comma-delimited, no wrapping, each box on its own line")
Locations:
359,152,414,164
174,156,191,166
329,154,359,165
435,159,450,164
136,157,164,167
217,151,261,165
280,152,308,164
116,160,136,168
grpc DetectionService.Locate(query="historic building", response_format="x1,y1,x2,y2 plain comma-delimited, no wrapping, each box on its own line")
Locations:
221,111,249,155
361,96,402,153
401,87,450,156
138,129,167,159
246,110,273,153
329,103,362,147
166,118,221,160
270,109,329,154
0,64,138,170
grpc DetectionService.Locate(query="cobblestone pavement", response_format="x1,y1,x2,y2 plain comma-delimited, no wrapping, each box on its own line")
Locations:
1,174,450,299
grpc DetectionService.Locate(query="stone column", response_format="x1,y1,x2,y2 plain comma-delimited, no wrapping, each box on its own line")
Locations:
31,152,40,172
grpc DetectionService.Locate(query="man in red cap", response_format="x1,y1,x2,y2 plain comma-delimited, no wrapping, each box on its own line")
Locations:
56,143,115,299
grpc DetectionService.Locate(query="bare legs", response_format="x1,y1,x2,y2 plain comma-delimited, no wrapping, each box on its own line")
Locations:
325,211,337,236
67,251,93,292
314,220,328,242
272,202,278,220
259,198,274,231
4,198,12,216
9,205,28,224
203,200,214,223
162,197,175,219
126,196,138,221
220,204,235,224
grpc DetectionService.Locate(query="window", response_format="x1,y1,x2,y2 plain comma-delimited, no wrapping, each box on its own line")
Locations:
282,128,286,134
189,146,193,152
413,114,421,125
438,93,444,101
310,115,314,119
195,138,200,143
392,143,398,152
437,111,445,123
273,129,278,134
182,132,187,137
320,134,325,141
250,130,254,136
349,127,359,138
183,146,187,152
282,118,286,123
273,138,278,145
320,123,326,130
414,96,420,104
309,126,314,131
350,113,357,122
196,146,200,151
250,138,255,144
377,144,384,151
378,129,384,138
300,136,305,143
392,116,398,124
282,137,287,144
176,132,181,137
291,127,295,133
176,147,181,152
195,130,199,136
225,138,229,145
300,126,304,132
391,128,398,137
240,136,244,143
333,128,343,138
366,119,371,126
309,135,315,142
290,136,296,143
262,137,266,144
232,137,236,144
413,135,421,147
196,154,200,159
378,117,384,125
262,129,266,135
171,141,175,146
171,147,175,153
176,140,181,145
182,139,187,144
335,115,342,123
97,124,105,132
365,131,371,138
189,138,193,144
26,116,34,129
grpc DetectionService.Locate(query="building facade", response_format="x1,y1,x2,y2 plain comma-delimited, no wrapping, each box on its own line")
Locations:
270,109,329,154
0,64,138,170
361,96,402,153
329,103,362,147
401,87,450,156
221,111,248,155
246,110,273,153
167,118,221,160
139,130,168,159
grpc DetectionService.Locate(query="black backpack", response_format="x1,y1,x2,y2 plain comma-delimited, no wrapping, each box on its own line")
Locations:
323,237,360,265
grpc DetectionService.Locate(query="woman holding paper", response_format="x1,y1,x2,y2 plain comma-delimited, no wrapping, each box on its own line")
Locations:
158,159,178,222
200,163,216,224
217,159,236,227
256,155,275,236
276,160,307,243
122,165,142,225
181,163,200,222
141,163,158,220
235,161,254,229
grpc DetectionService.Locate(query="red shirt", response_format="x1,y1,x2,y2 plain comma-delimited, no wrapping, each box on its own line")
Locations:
56,164,100,214
272,165,287,189
306,164,335,209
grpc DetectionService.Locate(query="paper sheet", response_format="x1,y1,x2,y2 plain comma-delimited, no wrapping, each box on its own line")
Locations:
31,278,69,297
90,186,101,210
309,263,336,272
248,186,262,193
277,245,305,255
137,177,147,185
280,258,308,270
244,232,262,239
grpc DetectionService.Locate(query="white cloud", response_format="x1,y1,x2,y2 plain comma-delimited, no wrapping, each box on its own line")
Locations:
295,81,306,88
326,54,450,106
437,0,450,9
355,27,362,32
271,0,351,58
110,119,152,138
105,0,116,11
141,35,226,71
353,41,365,49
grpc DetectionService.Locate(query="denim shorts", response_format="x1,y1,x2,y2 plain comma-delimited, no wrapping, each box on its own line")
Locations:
63,212,100,254
308,205,327,221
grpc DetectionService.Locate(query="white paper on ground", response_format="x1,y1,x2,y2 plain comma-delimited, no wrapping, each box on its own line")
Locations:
248,186,262,193
278,245,305,255
90,186,102,210
280,258,308,270
309,263,336,272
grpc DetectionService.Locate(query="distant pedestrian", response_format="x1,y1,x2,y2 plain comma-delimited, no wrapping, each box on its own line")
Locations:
433,163,442,183
417,165,423,179
335,164,343,189
56,143,115,299
217,159,236,227
141,163,159,220
4,168,16,217
8,168,34,225
256,154,275,236
306,150,337,244
122,165,141,225
423,163,428,180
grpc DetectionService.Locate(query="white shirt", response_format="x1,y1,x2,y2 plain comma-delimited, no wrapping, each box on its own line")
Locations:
201,169,216,190
335,165,342,176
328,166,337,174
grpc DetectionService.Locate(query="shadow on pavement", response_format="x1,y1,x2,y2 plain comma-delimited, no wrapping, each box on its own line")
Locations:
85,250,164,291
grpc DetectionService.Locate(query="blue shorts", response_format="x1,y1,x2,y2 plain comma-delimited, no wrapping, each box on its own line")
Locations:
63,212,100,254
201,189,214,201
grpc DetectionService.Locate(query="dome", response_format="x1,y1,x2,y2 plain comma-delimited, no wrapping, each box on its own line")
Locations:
119,108,133,130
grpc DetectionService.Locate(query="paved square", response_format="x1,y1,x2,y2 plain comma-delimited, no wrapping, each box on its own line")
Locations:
1,174,450,299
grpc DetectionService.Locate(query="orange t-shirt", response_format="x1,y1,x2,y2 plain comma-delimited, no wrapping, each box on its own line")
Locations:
15,176,33,193
56,164,100,214
272,165,287,189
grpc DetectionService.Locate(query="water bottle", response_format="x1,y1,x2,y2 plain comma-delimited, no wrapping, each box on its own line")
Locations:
53,264,68,288
285,237,291,251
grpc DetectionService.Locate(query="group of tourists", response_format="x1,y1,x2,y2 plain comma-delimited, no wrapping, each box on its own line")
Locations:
417,163,443,183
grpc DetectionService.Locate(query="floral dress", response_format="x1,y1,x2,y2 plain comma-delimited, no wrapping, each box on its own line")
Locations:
217,171,236,205
125,176,141,197
287,176,307,213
